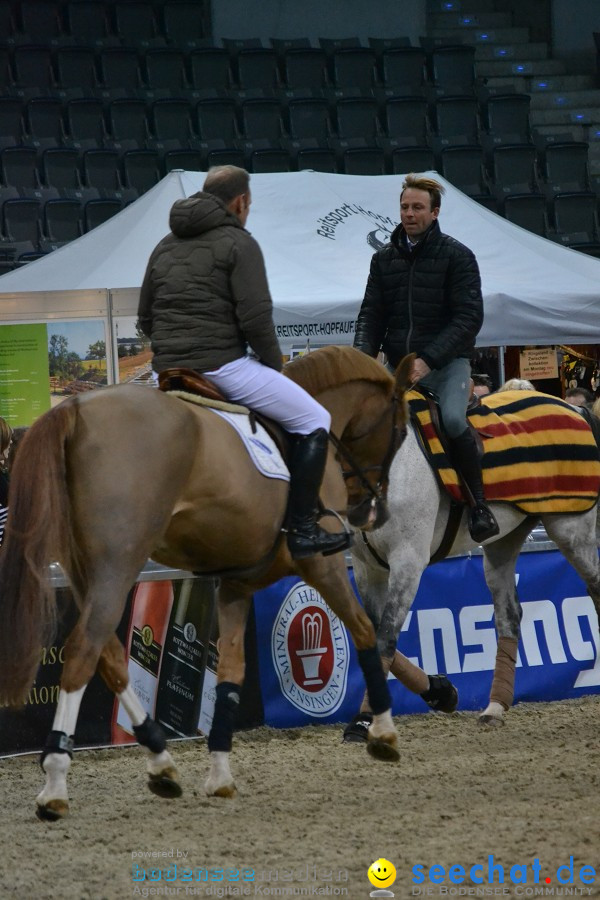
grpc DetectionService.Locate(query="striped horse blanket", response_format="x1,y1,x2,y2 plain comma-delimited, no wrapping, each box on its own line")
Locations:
409,389,600,515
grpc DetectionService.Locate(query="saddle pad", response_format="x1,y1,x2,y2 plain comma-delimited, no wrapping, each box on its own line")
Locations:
409,389,600,515
211,409,290,482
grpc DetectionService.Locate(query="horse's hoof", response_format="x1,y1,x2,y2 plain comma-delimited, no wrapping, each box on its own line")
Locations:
205,780,237,798
342,713,373,744
36,799,69,821
366,739,400,763
478,714,504,728
148,771,183,799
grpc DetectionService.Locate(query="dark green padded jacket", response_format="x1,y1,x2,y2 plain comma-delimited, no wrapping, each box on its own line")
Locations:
138,192,282,373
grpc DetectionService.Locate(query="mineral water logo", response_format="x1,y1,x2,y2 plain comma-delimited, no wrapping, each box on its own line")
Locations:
271,583,349,716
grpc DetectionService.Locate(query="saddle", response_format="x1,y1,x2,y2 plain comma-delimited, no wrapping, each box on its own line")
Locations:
158,366,291,462
158,368,228,404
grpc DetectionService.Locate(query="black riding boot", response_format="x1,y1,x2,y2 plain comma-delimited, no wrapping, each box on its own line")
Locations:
286,428,352,560
448,428,499,543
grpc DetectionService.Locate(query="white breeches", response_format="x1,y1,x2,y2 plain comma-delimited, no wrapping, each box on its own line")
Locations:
204,356,330,435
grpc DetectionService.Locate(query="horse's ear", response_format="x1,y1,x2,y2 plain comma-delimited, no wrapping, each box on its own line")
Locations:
394,353,415,394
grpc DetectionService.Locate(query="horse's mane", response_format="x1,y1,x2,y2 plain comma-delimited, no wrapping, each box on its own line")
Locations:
284,346,393,396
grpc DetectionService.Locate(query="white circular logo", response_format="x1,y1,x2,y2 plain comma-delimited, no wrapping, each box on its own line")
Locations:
183,622,197,643
271,582,349,717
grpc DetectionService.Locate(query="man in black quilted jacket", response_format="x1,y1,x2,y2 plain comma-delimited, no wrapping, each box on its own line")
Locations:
354,173,498,543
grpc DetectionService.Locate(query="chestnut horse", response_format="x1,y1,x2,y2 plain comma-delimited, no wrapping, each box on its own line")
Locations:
0,346,434,820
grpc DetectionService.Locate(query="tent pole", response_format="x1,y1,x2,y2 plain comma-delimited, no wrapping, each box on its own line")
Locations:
498,346,506,387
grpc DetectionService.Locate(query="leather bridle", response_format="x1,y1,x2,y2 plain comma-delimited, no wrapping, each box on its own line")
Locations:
328,392,407,507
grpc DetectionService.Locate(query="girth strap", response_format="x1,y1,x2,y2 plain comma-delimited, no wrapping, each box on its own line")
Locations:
360,496,463,569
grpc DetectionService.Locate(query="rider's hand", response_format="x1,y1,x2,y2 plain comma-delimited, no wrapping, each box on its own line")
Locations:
410,357,431,382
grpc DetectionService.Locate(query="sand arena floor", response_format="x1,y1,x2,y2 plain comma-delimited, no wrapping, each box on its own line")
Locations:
1,696,599,900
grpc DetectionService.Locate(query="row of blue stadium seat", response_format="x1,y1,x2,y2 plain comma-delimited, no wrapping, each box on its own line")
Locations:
3,189,600,262
0,41,480,94
1,0,208,49
0,92,538,155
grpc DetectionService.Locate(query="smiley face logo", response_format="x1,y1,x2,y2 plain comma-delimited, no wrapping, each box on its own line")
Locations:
368,858,397,889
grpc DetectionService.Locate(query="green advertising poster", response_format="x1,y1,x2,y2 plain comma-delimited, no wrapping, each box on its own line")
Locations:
0,324,50,426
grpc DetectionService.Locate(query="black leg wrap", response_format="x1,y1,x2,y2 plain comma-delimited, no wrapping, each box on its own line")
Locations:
208,682,241,753
342,712,373,744
420,674,459,713
356,647,391,716
133,716,167,754
40,730,74,769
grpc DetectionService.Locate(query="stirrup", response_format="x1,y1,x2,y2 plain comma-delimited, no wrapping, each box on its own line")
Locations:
468,503,499,543
287,527,352,560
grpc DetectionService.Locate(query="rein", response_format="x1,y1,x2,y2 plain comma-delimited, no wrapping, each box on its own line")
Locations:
329,392,407,505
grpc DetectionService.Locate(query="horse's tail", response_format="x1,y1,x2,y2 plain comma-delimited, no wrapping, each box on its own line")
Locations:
0,401,79,706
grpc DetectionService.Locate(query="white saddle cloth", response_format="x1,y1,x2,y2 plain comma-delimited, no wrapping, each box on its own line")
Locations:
211,409,290,482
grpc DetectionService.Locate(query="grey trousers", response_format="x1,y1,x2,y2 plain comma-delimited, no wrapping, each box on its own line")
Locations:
418,357,472,439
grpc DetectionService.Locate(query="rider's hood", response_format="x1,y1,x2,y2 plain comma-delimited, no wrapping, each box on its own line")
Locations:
168,192,243,239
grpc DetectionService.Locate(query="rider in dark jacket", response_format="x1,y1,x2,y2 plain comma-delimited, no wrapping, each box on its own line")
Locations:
354,173,499,543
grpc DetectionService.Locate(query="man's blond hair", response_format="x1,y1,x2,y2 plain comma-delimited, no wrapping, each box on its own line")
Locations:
401,173,445,211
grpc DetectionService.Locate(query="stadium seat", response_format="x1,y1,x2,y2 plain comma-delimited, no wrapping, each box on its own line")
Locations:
551,191,600,253
440,145,491,199
384,96,429,146
235,48,280,91
65,1,111,45
1,197,41,253
331,48,377,91
0,98,25,150
121,149,160,195
41,197,82,250
24,97,64,151
380,47,427,95
490,143,539,204
239,98,283,141
430,95,480,156
42,147,99,202
429,45,476,96
107,98,149,150
162,1,207,49
84,197,122,231
144,48,188,93
503,193,550,238
280,47,327,90
65,97,107,150
334,97,380,141
287,98,331,143
539,141,591,199
189,48,232,92
55,46,98,93
12,45,55,95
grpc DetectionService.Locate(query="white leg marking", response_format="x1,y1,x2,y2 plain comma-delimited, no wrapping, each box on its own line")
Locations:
145,748,177,776
53,686,86,734
36,686,87,814
36,753,71,811
205,751,236,798
117,684,148,728
480,700,505,722
369,709,396,741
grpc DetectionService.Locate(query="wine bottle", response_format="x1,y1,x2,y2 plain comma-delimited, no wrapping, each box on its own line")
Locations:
112,579,174,744
154,578,216,737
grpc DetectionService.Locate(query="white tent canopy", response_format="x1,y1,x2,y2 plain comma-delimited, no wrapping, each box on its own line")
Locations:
0,170,599,350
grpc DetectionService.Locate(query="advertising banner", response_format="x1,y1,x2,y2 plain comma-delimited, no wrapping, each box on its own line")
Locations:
254,550,600,727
